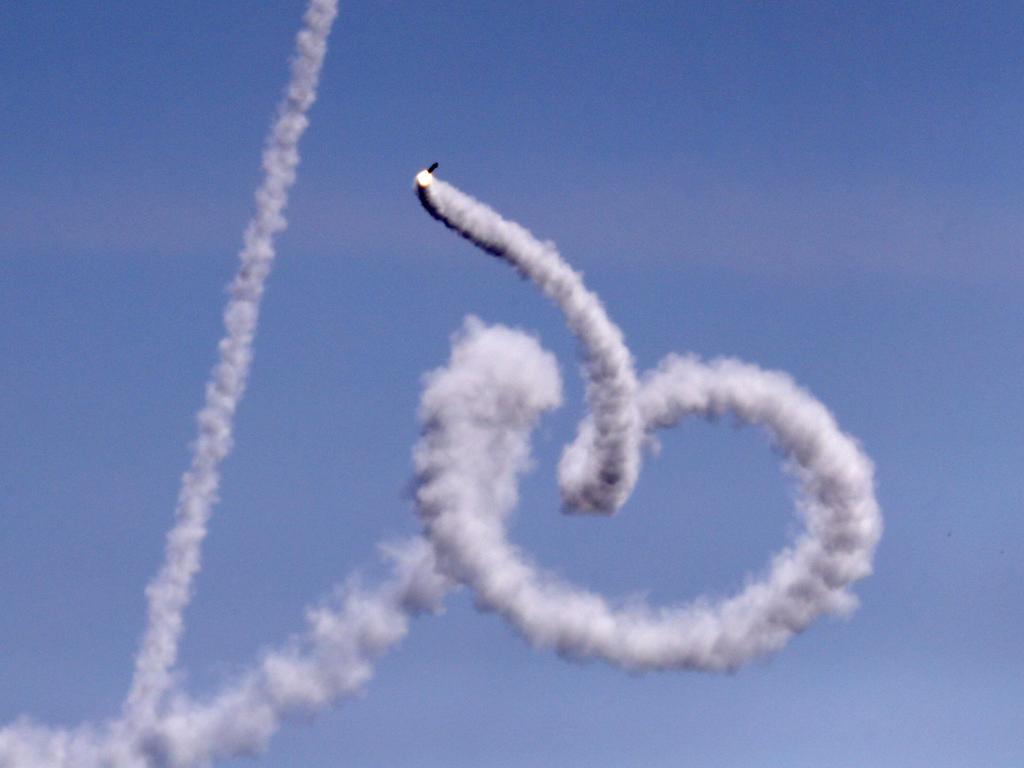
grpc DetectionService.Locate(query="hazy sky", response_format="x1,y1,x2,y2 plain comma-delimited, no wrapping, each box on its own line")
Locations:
1,2,1022,766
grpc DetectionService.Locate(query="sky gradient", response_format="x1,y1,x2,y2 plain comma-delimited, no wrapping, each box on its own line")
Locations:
1,2,1022,766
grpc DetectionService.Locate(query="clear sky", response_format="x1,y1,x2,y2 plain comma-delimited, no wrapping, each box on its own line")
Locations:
1,2,1021,766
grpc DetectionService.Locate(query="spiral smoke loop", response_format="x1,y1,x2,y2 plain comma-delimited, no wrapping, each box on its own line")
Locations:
0,9,881,767
416,176,882,671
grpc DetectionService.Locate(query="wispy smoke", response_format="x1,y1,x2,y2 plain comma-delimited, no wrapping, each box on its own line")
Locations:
125,0,339,728
1,2,350,765
0,540,447,768
415,175,882,671
135,539,447,768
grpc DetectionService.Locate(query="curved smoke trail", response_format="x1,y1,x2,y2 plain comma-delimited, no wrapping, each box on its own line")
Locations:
0,538,447,768
0,156,883,766
414,172,882,671
133,539,447,768
416,173,643,514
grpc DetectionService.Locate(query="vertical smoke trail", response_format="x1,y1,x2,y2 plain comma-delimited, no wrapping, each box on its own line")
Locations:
125,0,339,726
415,173,643,514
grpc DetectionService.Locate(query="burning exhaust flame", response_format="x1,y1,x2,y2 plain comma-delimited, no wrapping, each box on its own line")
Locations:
415,169,434,188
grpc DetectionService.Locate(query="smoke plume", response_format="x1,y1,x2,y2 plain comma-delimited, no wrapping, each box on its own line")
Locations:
414,174,882,671
1,2,362,765
417,176,643,514
0,107,882,768
0,539,447,768
124,0,339,728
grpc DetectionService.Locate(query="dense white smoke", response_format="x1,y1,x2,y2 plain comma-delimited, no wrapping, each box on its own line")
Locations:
417,175,643,514
415,175,882,671
0,140,882,768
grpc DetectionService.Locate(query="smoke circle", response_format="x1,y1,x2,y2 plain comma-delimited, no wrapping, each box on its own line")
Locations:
416,324,882,672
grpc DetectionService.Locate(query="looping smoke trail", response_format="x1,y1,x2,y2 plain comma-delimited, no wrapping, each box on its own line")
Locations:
0,151,883,766
125,0,339,727
416,175,643,515
414,173,883,671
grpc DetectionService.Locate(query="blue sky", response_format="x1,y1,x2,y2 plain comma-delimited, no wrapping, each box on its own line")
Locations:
1,2,1022,766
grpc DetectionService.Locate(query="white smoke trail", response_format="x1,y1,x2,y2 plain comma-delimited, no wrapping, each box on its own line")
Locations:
0,3,350,765
417,174,643,514
124,0,339,727
414,173,883,671
0,147,883,763
0,540,447,768
134,539,447,768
